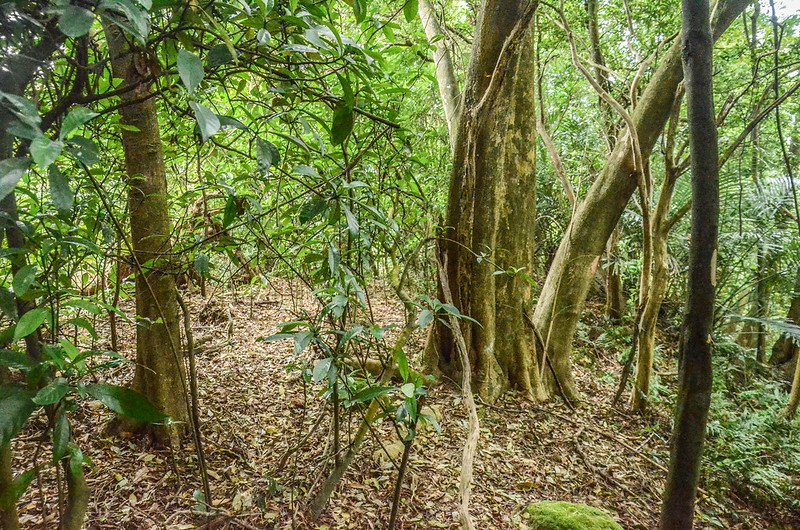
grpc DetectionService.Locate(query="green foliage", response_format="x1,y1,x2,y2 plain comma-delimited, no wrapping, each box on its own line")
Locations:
524,501,623,530
705,339,800,512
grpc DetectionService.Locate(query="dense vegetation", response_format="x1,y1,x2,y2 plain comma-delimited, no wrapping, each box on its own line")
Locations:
0,0,799,528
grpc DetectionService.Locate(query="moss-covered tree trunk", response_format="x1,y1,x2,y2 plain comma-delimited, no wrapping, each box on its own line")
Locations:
105,26,188,442
429,0,543,403
528,0,750,403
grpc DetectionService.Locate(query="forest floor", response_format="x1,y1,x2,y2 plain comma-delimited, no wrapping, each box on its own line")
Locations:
11,281,798,529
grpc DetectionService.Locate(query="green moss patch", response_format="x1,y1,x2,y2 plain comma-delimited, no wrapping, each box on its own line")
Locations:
524,501,623,530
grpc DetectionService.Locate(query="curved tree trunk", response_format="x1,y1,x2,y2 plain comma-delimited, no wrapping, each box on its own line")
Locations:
418,0,462,144
105,25,189,443
529,0,750,402
429,0,543,403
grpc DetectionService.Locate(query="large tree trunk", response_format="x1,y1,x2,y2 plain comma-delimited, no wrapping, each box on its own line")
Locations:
529,0,750,402
429,0,542,403
659,0,718,525
418,0,462,144
105,26,188,442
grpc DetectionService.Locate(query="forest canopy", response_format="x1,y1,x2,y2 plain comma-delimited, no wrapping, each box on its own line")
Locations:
0,0,799,528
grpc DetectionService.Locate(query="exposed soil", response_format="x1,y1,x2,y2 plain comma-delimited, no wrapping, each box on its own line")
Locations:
9,282,796,529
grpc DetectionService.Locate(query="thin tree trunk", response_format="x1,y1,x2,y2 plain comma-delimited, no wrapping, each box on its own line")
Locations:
429,0,542,403
0,366,20,530
659,0,718,525
105,25,189,443
771,262,800,366
418,0,462,144
529,0,749,402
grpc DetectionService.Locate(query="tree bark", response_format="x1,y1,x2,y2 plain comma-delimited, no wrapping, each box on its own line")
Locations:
771,266,800,366
659,0,718,525
429,0,543,402
529,0,749,402
418,0,462,144
105,25,189,442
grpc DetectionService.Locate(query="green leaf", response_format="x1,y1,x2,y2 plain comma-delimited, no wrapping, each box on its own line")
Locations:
84,383,167,423
299,195,328,224
222,195,237,228
330,102,354,145
194,253,210,277
59,5,95,38
416,308,433,329
350,385,391,404
67,136,99,166
60,107,99,140
13,308,49,341
400,382,415,398
394,348,409,381
48,166,74,214
256,138,279,175
12,265,37,299
189,102,220,143
343,205,359,235
52,410,70,462
352,0,367,22
0,385,36,447
403,0,418,23
33,378,69,406
0,349,34,370
312,357,332,383
177,49,204,94
206,44,235,68
30,137,63,168
0,288,15,320
99,0,150,43
0,467,35,509
0,157,30,201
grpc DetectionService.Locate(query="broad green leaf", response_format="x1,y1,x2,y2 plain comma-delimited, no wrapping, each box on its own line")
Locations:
0,157,30,201
350,385,391,404
0,288,15,320
400,382,415,398
32,378,69,406
194,253,210,277
222,195,237,228
189,102,220,142
394,348,410,381
299,196,328,224
48,166,74,214
52,410,70,462
67,136,99,166
403,0,418,22
0,350,33,370
416,308,433,329
330,102,353,145
312,357,332,383
84,383,167,423
0,385,36,447
30,137,63,168
256,138,279,174
99,0,150,43
353,0,367,22
59,5,95,38
177,49,204,94
343,205,359,235
12,265,37,298
206,44,235,68
60,107,99,140
13,308,49,341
